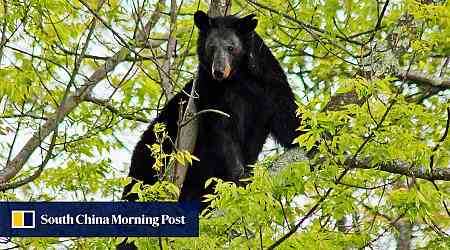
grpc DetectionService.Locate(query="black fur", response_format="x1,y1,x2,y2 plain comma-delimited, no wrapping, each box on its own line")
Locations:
122,11,300,204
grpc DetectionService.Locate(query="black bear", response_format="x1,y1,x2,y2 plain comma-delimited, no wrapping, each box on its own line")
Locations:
123,10,300,204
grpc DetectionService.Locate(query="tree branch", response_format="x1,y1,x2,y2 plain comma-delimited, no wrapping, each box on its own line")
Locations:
84,95,150,123
52,42,185,62
0,1,163,184
159,0,178,99
0,0,7,66
0,130,58,191
398,70,450,90
208,0,232,17
366,0,389,44
246,0,366,46
350,158,450,181
1,0,106,184
179,109,230,127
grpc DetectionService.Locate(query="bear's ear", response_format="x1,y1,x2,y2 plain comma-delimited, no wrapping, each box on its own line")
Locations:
237,14,257,34
194,11,210,31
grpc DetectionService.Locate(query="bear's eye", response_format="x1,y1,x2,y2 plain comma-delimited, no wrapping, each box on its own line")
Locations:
227,46,234,52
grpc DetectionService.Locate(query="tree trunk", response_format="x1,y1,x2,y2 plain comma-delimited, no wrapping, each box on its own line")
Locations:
172,0,232,192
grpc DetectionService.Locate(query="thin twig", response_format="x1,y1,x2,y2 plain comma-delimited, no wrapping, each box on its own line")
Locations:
180,109,230,127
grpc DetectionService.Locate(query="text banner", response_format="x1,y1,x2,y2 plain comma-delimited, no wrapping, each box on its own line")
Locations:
0,202,199,237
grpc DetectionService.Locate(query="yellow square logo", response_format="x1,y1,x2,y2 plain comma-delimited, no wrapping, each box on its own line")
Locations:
11,210,35,229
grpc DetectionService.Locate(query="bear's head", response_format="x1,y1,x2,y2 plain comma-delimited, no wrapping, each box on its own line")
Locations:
194,10,258,81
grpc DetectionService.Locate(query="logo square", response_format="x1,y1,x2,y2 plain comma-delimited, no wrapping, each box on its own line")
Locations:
11,210,35,229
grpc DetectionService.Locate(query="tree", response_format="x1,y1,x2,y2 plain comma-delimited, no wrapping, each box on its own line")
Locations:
0,0,449,249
